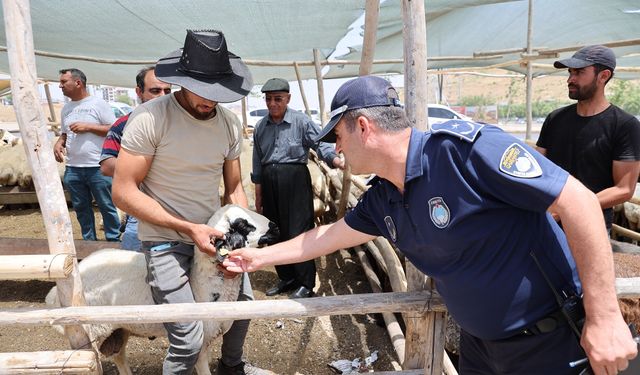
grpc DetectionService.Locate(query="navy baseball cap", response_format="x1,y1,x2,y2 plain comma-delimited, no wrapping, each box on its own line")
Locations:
316,75,402,143
554,45,616,71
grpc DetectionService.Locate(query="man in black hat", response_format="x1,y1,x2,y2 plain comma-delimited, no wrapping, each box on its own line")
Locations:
251,77,343,299
112,30,272,375
225,75,638,374
537,45,640,231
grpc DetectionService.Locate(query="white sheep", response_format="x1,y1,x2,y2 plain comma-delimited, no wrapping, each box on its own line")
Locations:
622,183,640,234
46,204,279,375
0,127,21,147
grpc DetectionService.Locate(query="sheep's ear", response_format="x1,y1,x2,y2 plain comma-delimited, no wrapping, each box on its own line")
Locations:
257,221,280,246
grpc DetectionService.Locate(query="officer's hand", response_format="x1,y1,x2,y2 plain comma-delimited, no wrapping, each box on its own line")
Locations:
190,223,224,256
215,263,241,279
223,248,265,273
581,314,637,375
333,155,345,170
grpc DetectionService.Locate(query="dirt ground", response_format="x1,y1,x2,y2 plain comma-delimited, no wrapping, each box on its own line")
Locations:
0,206,400,375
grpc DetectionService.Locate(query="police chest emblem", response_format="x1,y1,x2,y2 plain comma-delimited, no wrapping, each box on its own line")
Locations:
384,216,397,242
499,143,542,178
428,197,450,229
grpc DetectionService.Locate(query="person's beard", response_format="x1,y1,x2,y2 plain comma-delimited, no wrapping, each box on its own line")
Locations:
568,76,598,101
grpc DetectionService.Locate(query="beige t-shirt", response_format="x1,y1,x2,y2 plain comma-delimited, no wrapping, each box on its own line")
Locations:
121,93,242,244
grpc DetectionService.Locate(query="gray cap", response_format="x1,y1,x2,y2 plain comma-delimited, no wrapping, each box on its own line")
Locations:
261,78,289,93
554,45,616,71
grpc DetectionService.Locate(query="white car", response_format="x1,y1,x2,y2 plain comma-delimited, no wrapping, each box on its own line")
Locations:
428,104,471,126
247,108,269,128
246,108,321,128
110,102,133,119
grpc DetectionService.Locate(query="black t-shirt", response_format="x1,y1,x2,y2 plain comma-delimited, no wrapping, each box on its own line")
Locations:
537,104,640,226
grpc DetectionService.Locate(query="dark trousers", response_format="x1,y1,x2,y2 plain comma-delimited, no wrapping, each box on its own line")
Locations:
459,325,587,374
261,163,316,289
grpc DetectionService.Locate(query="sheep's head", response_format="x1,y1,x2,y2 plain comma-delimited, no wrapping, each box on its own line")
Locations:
0,128,20,147
207,205,280,261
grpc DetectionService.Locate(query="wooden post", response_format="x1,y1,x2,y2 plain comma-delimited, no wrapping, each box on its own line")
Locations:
241,96,249,138
401,1,445,373
402,0,429,131
336,0,381,219
360,0,380,76
0,350,99,374
524,0,534,140
1,0,93,352
44,82,56,123
0,254,73,280
313,48,327,125
293,61,312,117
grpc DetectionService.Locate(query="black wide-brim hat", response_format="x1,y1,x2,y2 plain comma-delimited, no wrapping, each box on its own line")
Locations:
155,29,253,103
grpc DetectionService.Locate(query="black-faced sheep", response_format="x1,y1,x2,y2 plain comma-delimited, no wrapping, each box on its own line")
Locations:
45,204,279,375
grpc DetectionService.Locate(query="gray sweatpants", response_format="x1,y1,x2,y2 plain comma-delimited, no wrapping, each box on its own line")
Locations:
143,241,253,375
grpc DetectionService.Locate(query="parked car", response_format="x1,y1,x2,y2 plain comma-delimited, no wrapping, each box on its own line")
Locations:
247,108,269,128
110,102,133,119
428,104,471,125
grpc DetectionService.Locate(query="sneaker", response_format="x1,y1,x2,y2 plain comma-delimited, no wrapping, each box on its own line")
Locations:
216,359,277,375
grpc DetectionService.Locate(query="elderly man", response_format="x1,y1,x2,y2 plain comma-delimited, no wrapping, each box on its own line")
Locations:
252,77,343,299
112,30,272,375
226,76,638,375
54,68,120,241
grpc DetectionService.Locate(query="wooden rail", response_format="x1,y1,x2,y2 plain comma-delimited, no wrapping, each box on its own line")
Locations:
0,291,442,326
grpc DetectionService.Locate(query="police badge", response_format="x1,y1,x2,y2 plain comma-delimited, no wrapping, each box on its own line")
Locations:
384,216,397,242
429,197,450,229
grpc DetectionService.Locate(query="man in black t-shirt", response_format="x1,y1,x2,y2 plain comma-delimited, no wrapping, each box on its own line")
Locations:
537,45,640,230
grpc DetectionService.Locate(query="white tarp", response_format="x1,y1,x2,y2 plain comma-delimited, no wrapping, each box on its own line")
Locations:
0,0,638,88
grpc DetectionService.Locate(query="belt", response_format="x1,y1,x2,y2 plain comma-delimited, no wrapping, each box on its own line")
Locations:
519,309,568,336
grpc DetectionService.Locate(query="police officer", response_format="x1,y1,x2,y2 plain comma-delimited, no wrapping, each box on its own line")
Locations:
227,76,637,374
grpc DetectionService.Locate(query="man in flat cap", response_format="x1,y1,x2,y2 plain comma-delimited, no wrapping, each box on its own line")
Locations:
537,45,640,231
251,78,343,299
113,30,273,375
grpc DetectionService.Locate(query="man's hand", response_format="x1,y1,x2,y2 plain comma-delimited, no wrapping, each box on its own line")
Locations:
581,314,637,375
69,122,92,134
190,223,225,256
53,140,66,162
223,248,266,273
333,155,345,170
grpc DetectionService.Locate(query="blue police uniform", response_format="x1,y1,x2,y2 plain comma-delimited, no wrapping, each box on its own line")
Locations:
346,121,585,359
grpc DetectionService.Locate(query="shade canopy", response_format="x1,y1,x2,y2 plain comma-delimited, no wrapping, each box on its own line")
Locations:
0,0,638,89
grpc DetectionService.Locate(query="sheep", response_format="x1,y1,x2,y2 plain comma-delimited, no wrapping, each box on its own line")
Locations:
613,251,640,334
0,127,21,147
622,183,640,234
45,204,279,375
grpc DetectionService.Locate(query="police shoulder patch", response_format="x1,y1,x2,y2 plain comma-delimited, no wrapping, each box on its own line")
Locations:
499,143,542,178
431,120,484,142
428,197,450,229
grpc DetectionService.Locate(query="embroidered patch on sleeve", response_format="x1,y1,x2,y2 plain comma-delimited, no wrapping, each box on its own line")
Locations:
431,120,484,142
499,143,543,178
428,197,450,228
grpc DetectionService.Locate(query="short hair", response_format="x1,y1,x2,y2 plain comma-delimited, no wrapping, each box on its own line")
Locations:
342,105,410,134
593,63,614,84
136,66,155,91
58,68,86,86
